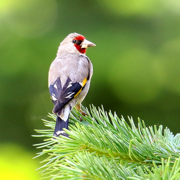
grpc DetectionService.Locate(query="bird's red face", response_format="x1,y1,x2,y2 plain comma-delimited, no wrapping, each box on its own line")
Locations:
72,35,96,54
73,35,86,54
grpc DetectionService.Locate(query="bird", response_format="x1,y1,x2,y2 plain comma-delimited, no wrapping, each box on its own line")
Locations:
48,33,96,137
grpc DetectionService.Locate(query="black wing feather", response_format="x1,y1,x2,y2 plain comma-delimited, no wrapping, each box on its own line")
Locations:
49,77,82,114
49,77,62,105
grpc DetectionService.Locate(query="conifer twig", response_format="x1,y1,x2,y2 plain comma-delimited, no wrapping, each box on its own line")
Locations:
33,105,180,179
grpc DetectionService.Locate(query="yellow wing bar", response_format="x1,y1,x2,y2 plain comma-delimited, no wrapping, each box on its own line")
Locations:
74,78,87,98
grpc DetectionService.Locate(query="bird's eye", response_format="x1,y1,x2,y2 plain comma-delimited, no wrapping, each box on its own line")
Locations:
72,39,77,43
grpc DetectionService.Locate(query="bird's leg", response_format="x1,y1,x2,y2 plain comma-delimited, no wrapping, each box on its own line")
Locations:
76,104,88,116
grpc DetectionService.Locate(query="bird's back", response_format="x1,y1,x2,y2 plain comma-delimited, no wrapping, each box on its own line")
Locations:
48,53,92,88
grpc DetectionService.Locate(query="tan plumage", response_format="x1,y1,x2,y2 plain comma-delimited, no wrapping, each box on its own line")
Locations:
48,33,96,137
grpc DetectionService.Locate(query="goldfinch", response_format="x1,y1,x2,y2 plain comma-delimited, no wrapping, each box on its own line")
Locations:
48,33,96,137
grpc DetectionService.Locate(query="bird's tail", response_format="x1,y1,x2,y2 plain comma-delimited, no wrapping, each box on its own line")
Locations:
53,116,69,137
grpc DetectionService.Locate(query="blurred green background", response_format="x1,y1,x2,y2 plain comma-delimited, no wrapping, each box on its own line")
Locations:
1,0,180,179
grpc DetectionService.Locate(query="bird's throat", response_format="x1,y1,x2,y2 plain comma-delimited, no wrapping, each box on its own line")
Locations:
74,44,86,54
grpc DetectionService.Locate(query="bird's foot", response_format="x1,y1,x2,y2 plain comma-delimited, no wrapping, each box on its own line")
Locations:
80,110,88,116
76,104,88,117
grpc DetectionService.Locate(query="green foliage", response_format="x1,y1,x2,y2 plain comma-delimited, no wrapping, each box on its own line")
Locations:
33,105,180,179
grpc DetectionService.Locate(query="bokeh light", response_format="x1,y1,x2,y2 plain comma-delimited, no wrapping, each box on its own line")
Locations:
2,0,57,38
98,0,160,16
159,39,180,94
108,49,164,104
0,144,40,180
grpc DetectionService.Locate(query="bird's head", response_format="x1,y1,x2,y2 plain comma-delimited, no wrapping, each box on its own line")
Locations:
57,33,96,55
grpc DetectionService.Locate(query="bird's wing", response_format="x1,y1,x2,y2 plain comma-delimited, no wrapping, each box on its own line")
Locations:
49,76,88,114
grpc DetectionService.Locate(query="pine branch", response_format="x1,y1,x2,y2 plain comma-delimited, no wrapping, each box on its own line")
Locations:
33,105,180,179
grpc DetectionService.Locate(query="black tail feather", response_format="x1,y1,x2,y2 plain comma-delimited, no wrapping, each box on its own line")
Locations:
53,116,69,137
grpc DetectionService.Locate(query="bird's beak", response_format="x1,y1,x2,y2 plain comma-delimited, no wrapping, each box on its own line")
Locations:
81,39,96,49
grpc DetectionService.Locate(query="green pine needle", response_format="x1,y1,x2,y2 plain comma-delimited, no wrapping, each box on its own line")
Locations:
33,105,180,179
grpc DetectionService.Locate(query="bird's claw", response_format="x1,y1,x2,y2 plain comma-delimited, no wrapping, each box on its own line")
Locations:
76,104,88,116
80,110,88,116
